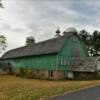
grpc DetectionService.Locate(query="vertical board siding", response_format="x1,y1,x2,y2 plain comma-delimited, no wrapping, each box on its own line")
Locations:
57,35,88,71
59,35,88,57
0,34,88,72
3,54,57,70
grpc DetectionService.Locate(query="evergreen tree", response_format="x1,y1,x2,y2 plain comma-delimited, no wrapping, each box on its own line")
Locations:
79,29,92,56
92,30,100,56
79,29,100,56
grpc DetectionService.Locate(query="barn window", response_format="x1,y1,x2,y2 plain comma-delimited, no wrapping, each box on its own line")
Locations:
67,60,70,65
60,59,67,66
64,60,66,65
60,60,63,65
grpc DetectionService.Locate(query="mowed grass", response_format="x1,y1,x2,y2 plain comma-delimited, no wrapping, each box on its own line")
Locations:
0,75,100,100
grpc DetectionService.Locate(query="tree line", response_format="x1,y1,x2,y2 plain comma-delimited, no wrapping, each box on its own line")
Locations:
79,30,100,56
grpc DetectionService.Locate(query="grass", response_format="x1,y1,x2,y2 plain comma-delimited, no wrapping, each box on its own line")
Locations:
0,75,100,100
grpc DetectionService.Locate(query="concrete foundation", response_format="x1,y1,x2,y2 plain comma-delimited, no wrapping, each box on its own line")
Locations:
13,68,98,80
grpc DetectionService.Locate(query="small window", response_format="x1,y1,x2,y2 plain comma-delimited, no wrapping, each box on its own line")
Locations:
64,60,66,65
59,60,63,65
60,60,63,65
60,59,67,65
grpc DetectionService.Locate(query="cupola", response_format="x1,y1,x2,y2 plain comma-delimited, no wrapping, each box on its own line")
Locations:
55,28,61,38
26,36,35,46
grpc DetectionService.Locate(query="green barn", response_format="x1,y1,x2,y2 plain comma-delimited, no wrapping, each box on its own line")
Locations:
0,27,100,80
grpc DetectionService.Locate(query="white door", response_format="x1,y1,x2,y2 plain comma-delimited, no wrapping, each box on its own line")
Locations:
97,61,100,70
67,72,73,79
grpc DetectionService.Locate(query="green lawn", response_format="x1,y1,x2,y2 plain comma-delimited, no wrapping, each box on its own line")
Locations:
0,75,100,100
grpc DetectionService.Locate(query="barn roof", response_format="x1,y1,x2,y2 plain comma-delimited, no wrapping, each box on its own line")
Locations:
1,32,74,59
68,57,98,72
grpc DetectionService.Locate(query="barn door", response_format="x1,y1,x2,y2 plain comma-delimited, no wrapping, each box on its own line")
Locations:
48,70,53,78
64,71,67,79
67,71,73,79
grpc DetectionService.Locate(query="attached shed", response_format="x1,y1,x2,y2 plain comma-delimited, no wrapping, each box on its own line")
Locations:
1,27,99,80
66,57,100,79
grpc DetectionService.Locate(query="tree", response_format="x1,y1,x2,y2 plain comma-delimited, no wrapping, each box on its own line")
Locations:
79,29,92,56
92,30,100,56
79,29,100,56
0,0,3,8
79,30,91,45
0,0,7,52
0,35,7,52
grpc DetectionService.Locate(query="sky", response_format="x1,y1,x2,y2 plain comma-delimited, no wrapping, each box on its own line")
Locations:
0,0,100,55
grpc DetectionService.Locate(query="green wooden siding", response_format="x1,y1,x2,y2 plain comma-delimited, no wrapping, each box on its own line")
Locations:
2,54,57,70
59,35,87,57
0,34,88,71
57,35,88,71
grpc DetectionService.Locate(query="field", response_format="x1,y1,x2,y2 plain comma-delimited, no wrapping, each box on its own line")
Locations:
0,75,100,100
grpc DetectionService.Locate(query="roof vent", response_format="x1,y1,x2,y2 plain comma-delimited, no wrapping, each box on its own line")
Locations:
26,36,35,46
63,27,77,35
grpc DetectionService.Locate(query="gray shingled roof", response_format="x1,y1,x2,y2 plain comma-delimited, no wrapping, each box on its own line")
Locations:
2,33,73,59
68,57,97,72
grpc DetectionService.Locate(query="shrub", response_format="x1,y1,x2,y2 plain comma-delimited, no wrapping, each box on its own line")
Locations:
19,68,26,77
25,68,34,78
14,68,20,76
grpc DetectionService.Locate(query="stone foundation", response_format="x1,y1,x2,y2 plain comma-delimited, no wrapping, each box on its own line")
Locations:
14,68,98,80
14,68,65,80
32,70,48,79
14,68,49,79
52,71,65,80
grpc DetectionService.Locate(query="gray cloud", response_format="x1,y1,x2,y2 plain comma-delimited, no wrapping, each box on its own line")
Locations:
1,0,100,55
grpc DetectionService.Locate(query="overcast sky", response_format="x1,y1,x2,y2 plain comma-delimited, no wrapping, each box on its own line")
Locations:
0,0,100,55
